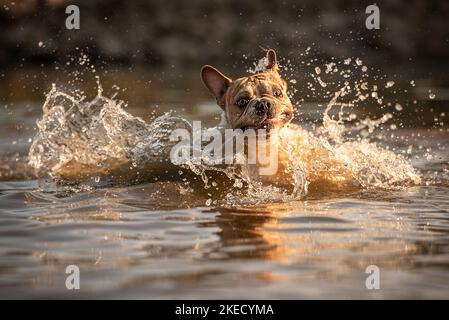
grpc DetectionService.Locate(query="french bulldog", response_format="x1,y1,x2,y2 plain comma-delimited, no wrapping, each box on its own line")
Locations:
200,49,296,188
201,49,293,131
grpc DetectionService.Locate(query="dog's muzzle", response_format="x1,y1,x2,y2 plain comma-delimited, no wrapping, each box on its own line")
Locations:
254,99,271,116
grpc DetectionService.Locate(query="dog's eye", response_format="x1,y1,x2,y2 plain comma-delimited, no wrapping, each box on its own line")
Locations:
236,98,249,108
274,89,283,98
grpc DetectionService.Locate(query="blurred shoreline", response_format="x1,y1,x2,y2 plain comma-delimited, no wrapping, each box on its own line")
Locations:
1,0,448,72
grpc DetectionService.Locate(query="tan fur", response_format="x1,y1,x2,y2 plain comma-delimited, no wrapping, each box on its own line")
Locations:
201,49,293,131
201,50,297,189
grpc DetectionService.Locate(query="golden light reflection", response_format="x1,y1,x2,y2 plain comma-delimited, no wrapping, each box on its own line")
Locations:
215,200,419,283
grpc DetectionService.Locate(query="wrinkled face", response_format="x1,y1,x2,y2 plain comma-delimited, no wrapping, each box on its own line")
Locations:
201,49,294,131
223,72,293,130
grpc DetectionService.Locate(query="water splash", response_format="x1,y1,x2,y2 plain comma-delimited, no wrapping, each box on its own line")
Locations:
29,84,190,183
28,55,422,202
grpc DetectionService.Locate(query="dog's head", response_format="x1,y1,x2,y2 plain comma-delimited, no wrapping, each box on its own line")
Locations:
201,49,293,131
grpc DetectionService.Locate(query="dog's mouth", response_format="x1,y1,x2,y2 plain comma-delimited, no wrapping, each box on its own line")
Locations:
242,111,293,131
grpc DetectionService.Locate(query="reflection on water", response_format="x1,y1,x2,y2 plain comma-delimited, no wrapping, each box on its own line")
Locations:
1,182,449,298
0,68,448,298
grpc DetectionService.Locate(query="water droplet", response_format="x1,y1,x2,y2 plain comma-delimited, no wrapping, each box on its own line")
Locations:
385,81,395,88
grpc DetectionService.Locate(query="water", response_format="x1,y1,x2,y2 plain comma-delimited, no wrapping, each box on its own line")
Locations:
0,61,448,298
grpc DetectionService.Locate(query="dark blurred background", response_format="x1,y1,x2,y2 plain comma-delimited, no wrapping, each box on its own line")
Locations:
0,0,448,70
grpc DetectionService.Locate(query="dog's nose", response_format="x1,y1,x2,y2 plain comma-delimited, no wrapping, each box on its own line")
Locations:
255,100,270,115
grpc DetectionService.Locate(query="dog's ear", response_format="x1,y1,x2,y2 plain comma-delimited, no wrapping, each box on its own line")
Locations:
201,65,232,103
266,49,278,72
